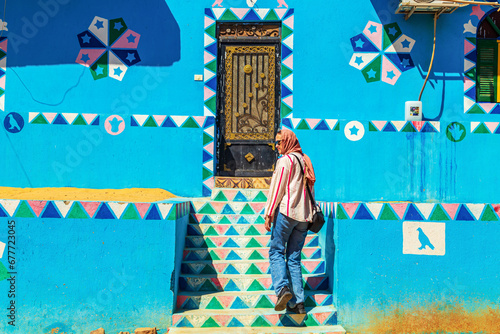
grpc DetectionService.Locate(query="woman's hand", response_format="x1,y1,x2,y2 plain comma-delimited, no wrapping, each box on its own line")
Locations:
264,215,273,232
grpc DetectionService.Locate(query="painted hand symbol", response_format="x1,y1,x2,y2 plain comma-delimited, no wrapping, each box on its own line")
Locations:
449,124,464,141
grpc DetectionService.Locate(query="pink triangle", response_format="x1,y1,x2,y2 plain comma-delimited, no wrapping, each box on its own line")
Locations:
204,16,215,28
176,295,188,309
464,39,475,55
217,296,235,309
301,248,316,258
391,203,408,219
412,121,425,132
111,29,141,49
213,315,231,326
283,95,293,108
211,202,226,214
204,143,214,155
213,237,228,247
442,204,460,220
28,200,47,217
214,225,230,236
215,249,230,260
268,295,277,303
75,49,106,67
305,235,314,245
0,76,5,89
492,204,500,217
314,294,327,305
260,277,273,289
255,236,269,247
306,119,320,129
283,53,293,69
0,39,7,52
211,277,225,290
135,203,151,219
264,314,280,326
255,262,269,274
302,260,320,274
81,202,100,218
231,8,249,19
275,8,288,19
341,203,359,218
257,248,269,259
250,202,265,213
194,214,205,222
172,314,182,326
223,189,238,201
213,263,228,274
306,276,324,290
464,77,475,92
254,225,268,234
182,250,189,260
204,86,215,100
283,15,294,29
204,51,215,64
480,103,496,114
193,116,206,128
43,113,57,124
314,312,331,325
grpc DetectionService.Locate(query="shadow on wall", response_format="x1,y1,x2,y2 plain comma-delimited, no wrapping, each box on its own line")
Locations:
6,0,180,67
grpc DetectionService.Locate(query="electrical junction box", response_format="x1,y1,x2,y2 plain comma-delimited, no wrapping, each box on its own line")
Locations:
405,101,422,121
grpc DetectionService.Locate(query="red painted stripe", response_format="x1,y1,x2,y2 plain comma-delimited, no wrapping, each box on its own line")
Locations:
286,155,293,216
269,167,284,216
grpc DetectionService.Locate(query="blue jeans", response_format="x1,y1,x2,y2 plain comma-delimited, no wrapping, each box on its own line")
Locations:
269,212,309,306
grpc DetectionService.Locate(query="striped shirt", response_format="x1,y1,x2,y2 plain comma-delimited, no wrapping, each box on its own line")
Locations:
264,153,314,222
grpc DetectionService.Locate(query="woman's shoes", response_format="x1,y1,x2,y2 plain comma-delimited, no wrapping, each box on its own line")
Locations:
274,286,293,311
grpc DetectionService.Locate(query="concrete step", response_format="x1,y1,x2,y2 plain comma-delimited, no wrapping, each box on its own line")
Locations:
171,305,338,328
181,259,326,275
187,222,271,236
190,213,265,225
184,235,319,249
168,325,345,333
176,290,333,311
190,201,267,215
182,247,323,261
178,274,329,292
210,188,269,202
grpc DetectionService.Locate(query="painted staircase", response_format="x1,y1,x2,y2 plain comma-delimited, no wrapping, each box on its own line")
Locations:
169,188,345,333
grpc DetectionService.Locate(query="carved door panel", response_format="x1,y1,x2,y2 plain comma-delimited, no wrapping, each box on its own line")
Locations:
217,40,281,177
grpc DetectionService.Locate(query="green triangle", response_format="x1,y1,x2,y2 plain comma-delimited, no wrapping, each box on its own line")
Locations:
240,204,255,214
143,116,157,127
0,88,4,96
205,96,217,113
32,114,48,124
201,317,220,328
465,67,476,81
246,238,261,248
249,250,265,260
379,204,399,220
167,206,177,220
206,60,217,73
220,216,232,224
121,204,140,220
469,105,486,115
248,280,265,291
474,123,489,133
182,117,199,128
251,316,271,327
255,296,274,308
220,9,238,21
0,262,10,281
336,204,349,220
205,226,218,236
205,238,217,248
72,114,87,125
369,122,378,132
213,191,228,202
301,266,308,274
203,133,214,145
200,265,217,275
0,50,6,59
361,55,382,83
466,37,476,46
304,296,316,308
304,314,320,326
203,167,213,180
67,202,89,219
206,297,225,310
334,122,340,131
281,103,292,118
209,250,220,260
429,204,449,221
481,205,498,221
281,64,293,79
199,203,217,214
282,25,293,39
296,119,310,130
245,225,260,236
402,122,417,132
255,216,265,224
253,191,268,202
15,201,35,218
199,279,217,292
264,10,279,21
205,24,216,38
246,264,262,275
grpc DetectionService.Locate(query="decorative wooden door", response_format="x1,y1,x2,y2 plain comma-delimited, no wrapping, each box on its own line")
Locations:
216,23,281,177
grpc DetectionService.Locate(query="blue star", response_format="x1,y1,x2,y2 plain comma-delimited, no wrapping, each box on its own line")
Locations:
114,22,123,31
354,56,364,66
349,126,359,136
127,33,136,43
126,53,136,63
387,70,396,79
94,65,105,76
368,25,377,34
401,39,411,48
109,117,123,133
81,34,91,44
114,67,123,77
388,26,398,36
367,69,377,79
354,38,365,49
401,58,411,67
94,20,104,29
80,54,90,63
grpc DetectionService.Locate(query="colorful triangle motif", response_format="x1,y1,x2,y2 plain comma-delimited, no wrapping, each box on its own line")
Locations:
404,204,423,220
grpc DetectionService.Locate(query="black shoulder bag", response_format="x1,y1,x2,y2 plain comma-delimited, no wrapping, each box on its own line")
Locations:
291,154,325,233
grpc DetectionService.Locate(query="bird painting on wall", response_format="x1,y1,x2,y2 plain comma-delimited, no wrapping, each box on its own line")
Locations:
247,0,257,7
277,0,288,8
212,0,224,7
417,227,435,250
7,114,20,131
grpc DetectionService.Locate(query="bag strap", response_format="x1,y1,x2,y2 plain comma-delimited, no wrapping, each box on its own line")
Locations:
290,153,316,207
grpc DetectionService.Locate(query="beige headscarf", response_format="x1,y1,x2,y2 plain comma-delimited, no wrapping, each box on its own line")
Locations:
279,129,316,187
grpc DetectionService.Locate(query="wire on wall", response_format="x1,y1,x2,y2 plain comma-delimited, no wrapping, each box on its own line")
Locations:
418,13,437,101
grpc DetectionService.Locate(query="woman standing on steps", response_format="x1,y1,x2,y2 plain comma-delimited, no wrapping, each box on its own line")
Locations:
264,129,316,314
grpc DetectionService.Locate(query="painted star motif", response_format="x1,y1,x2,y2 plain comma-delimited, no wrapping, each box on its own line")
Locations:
387,70,396,79
470,5,485,19
367,69,377,78
368,25,377,34
355,38,365,49
388,26,398,36
349,126,359,135
126,53,136,63
127,33,136,43
95,65,105,76
114,67,123,76
94,20,104,29
354,56,363,66
81,34,91,44
401,58,410,67
80,54,90,63
401,39,411,48
109,117,123,133
114,22,123,31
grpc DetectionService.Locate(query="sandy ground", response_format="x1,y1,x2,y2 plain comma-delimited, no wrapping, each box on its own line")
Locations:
0,187,177,202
